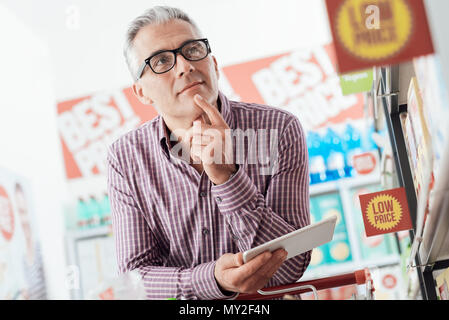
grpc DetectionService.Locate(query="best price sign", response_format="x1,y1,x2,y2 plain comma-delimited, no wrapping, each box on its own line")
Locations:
57,87,158,180
359,187,412,236
221,43,365,132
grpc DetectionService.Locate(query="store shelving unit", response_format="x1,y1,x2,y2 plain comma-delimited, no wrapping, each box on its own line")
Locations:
303,171,402,281
376,62,449,300
65,225,115,300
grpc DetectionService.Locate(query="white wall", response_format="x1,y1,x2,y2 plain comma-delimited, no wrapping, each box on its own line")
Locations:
0,5,69,299
2,0,332,101
1,0,331,298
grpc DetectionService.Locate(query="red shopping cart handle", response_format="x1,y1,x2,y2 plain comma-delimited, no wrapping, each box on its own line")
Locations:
235,268,374,300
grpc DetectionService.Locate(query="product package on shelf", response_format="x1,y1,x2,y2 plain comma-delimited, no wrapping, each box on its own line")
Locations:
399,112,418,194
349,185,397,261
73,193,112,231
407,77,434,195
308,197,331,269
413,54,449,178
371,265,408,300
403,77,435,230
313,193,352,265
436,267,449,300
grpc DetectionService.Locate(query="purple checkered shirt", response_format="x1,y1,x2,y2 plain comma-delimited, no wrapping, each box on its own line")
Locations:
107,91,311,300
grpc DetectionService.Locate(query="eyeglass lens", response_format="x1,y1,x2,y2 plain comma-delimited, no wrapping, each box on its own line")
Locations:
149,40,209,74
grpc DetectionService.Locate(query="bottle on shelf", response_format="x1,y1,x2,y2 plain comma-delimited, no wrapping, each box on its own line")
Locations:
323,127,346,181
100,192,111,226
76,197,90,230
361,123,378,152
307,131,327,184
342,123,363,178
88,195,102,228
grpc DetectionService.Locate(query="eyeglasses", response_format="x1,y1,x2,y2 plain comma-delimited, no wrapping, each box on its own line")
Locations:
135,38,211,81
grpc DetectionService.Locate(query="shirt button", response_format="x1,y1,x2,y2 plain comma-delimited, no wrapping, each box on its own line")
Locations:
232,234,239,241
200,191,207,197
216,196,222,203
202,228,210,235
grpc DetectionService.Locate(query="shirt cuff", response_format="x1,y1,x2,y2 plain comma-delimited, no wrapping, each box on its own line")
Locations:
191,261,236,300
210,165,258,215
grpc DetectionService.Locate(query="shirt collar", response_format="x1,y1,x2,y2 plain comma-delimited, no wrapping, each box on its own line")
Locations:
158,116,171,159
158,91,234,160
218,90,234,129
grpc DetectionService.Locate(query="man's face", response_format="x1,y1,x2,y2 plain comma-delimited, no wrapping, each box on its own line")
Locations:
132,19,220,125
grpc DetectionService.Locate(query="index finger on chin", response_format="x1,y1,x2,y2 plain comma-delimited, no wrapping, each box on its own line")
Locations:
193,94,227,127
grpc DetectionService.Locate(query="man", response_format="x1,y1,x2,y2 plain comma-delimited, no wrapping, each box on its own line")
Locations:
107,6,311,300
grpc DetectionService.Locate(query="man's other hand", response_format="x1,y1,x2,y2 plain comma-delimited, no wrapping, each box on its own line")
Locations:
214,248,288,294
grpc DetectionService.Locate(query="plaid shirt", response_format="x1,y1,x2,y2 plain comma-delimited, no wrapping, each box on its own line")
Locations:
107,91,311,300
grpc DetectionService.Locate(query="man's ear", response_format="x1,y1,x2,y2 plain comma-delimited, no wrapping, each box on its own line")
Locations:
212,55,220,80
132,82,153,105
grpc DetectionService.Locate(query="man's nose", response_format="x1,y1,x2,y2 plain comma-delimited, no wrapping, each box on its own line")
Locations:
175,54,195,77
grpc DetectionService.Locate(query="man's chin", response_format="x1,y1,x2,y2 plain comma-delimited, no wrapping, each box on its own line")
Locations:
175,94,212,125
171,106,202,126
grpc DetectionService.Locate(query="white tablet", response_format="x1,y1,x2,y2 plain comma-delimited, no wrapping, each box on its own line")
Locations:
242,215,337,263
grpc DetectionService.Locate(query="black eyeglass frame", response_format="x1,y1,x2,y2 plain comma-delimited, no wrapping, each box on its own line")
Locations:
135,38,211,81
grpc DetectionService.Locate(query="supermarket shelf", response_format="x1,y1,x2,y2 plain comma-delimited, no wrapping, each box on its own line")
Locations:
415,137,449,268
310,171,381,196
65,224,115,300
301,255,401,281
307,170,386,286
419,189,449,267
66,225,113,241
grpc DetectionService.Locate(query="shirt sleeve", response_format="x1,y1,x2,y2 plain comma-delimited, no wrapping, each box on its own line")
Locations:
107,145,234,300
210,116,311,287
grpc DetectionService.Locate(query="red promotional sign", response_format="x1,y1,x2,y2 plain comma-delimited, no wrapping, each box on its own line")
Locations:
325,0,434,74
359,187,413,237
221,43,365,132
56,87,158,180
353,151,377,175
382,274,398,289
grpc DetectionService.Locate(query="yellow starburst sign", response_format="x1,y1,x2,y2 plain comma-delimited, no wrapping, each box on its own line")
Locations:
336,0,413,61
366,194,402,231
325,0,435,74
359,187,412,237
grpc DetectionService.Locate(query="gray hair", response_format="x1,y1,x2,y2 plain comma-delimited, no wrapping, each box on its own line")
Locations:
124,6,203,81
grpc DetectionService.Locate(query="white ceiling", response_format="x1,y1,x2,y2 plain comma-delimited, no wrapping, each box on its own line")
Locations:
2,0,332,101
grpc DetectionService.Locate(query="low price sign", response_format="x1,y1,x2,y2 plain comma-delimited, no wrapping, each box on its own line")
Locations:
359,187,412,236
325,0,434,74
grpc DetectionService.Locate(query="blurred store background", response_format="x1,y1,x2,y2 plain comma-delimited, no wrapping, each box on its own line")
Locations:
1,0,449,300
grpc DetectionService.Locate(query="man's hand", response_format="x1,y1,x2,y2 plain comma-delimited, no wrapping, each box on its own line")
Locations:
214,249,288,294
183,94,236,185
